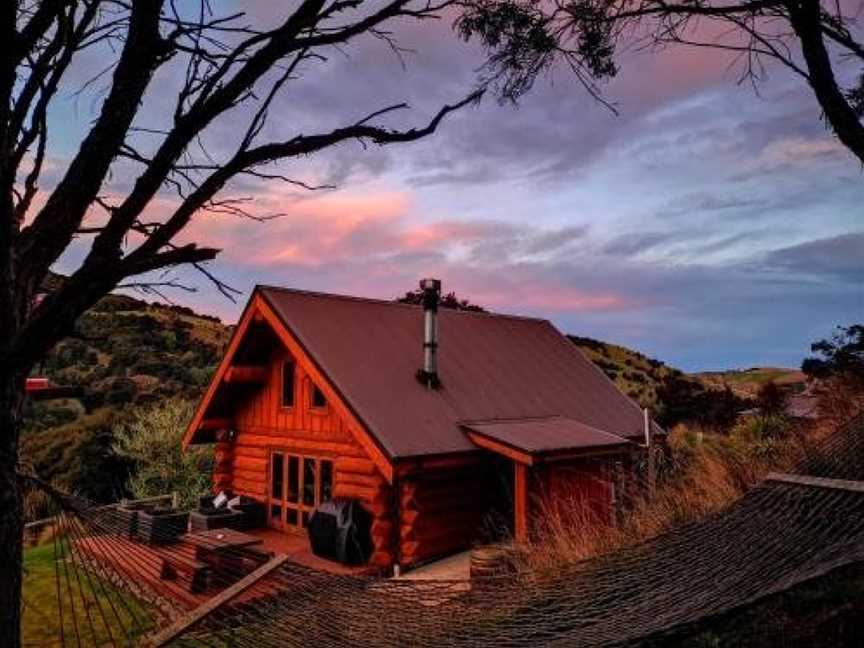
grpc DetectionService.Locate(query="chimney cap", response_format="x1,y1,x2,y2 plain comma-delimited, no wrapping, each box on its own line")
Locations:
419,278,441,292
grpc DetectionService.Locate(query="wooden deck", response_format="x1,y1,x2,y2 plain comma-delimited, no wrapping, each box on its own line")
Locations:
249,528,379,576
75,527,377,611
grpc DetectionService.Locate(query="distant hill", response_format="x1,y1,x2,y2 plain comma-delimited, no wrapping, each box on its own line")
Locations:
568,336,761,429
21,290,769,507
21,291,231,504
568,335,686,412
694,368,807,398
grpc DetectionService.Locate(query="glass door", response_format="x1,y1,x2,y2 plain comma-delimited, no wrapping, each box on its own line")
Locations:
268,451,333,531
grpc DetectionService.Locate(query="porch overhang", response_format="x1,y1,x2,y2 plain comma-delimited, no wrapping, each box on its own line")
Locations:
460,416,634,465
461,416,634,542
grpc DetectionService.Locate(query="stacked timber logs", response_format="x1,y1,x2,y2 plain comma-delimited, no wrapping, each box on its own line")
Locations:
333,457,394,567
400,470,486,566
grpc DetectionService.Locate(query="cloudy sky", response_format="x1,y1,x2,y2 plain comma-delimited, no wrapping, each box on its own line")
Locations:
50,3,863,372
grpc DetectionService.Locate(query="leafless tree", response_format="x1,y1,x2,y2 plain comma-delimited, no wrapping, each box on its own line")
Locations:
5,2,863,644
0,2,490,643
457,0,864,164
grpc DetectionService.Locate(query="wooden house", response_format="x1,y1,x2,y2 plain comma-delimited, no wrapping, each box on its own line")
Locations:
183,281,660,572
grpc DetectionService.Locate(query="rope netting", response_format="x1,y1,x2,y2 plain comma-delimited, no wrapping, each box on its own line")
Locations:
23,415,864,647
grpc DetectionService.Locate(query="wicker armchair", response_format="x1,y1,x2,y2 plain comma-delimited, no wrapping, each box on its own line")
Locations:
194,493,266,531
189,507,245,532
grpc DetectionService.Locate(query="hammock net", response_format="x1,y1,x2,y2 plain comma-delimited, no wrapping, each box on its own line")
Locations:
22,414,864,647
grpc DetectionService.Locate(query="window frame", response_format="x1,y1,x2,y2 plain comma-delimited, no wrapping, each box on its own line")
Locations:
281,359,296,409
267,450,335,531
310,383,328,411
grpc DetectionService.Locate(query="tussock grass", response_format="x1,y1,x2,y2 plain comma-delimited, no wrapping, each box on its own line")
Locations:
501,422,806,576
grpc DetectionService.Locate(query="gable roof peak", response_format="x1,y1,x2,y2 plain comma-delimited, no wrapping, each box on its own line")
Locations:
254,284,551,325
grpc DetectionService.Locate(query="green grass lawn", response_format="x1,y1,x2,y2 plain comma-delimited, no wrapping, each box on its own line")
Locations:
22,541,152,647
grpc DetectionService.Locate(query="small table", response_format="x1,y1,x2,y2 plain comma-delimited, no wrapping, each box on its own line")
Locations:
183,529,265,575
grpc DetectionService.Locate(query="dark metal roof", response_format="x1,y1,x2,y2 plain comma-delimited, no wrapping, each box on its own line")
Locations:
461,416,633,455
259,286,658,460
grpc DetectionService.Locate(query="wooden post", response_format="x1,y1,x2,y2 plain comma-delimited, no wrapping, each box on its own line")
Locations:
514,462,528,542
644,408,656,498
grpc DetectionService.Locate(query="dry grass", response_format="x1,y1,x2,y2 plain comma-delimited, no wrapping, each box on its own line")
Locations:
502,422,807,576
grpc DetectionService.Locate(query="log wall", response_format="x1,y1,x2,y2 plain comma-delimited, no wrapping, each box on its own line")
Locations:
217,345,395,567
398,465,489,566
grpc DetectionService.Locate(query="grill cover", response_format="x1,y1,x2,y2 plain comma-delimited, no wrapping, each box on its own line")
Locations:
307,499,373,565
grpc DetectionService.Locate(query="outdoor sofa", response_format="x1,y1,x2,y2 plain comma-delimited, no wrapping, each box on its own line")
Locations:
190,492,265,532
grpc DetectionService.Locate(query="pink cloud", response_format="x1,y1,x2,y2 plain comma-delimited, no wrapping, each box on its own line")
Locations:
163,178,636,317
471,284,631,312
178,187,412,266
399,220,503,250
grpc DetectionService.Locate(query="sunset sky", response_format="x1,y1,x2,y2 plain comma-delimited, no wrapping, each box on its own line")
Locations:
51,5,863,372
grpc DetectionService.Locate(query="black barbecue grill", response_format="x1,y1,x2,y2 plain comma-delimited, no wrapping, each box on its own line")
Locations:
307,499,373,565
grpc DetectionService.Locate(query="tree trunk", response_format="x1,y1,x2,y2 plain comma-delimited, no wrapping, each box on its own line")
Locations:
0,371,26,648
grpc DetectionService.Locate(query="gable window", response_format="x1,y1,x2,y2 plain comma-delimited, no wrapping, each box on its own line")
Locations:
281,360,295,408
311,384,327,409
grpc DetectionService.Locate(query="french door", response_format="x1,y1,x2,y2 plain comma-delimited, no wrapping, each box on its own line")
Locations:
268,451,333,531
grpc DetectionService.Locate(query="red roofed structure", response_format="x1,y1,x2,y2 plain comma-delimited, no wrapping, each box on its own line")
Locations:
184,282,659,571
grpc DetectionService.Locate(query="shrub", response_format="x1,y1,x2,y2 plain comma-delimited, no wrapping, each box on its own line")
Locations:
732,414,793,442
112,399,212,509
105,378,137,405
568,335,607,353
20,409,129,506
185,366,216,388
91,294,147,312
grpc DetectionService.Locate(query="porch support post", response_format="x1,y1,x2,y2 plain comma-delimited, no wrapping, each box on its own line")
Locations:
514,462,528,542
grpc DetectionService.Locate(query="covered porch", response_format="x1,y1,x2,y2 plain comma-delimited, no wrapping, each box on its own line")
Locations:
462,416,636,541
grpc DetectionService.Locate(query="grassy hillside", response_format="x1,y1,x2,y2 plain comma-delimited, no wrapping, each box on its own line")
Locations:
21,292,762,509
568,335,685,411
568,335,755,429
21,291,231,506
695,367,806,398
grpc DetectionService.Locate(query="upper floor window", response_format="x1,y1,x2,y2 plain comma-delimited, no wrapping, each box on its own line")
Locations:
281,360,295,408
311,384,327,409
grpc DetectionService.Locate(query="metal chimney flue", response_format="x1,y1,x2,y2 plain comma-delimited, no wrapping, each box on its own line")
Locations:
418,278,441,389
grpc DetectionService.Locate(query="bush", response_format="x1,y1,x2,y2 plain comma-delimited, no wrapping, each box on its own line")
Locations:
44,339,90,372
105,377,137,405
113,399,213,509
20,409,129,506
185,366,216,388
732,414,793,442
91,294,148,312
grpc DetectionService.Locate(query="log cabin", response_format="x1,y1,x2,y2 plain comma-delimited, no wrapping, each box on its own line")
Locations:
183,280,662,573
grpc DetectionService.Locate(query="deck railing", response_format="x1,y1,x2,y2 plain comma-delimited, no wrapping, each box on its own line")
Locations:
24,492,179,546
119,492,179,510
